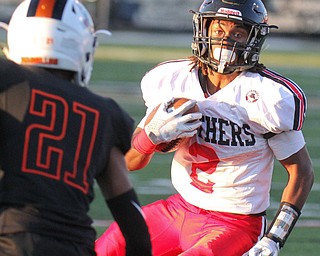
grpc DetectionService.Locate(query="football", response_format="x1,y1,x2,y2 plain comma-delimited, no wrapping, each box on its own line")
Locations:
145,98,199,153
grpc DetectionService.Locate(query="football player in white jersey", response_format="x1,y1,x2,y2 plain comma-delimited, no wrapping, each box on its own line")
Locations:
96,0,314,255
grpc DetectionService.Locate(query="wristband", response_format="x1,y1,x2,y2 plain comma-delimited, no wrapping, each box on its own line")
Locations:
266,202,301,248
132,129,156,154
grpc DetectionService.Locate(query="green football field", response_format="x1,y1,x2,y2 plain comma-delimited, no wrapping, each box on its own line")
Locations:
88,42,320,255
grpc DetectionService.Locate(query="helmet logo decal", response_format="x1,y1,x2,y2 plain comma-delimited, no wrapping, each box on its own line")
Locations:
217,8,242,20
21,57,58,65
245,90,260,103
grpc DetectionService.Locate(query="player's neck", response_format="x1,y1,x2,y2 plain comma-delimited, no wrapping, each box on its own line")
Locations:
206,69,240,95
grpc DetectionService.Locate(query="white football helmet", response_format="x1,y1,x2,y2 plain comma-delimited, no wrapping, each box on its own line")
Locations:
1,0,109,86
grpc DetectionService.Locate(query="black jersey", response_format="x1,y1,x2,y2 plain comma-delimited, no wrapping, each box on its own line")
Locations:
0,58,134,245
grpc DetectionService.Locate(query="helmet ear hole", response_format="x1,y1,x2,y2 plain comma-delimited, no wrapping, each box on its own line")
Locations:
86,53,90,62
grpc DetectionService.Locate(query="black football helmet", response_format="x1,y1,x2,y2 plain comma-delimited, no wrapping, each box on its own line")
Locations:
191,0,278,74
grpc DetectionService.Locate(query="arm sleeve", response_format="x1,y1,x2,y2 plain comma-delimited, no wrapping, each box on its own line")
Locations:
106,189,152,256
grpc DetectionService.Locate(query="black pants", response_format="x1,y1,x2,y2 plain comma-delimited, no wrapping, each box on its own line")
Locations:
0,232,96,256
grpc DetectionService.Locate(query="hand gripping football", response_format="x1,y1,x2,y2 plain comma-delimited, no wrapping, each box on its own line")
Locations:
145,98,200,153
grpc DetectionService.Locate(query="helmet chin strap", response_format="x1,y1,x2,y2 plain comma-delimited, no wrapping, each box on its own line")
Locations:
213,47,236,73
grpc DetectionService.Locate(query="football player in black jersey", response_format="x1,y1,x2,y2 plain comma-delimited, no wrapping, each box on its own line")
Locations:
0,0,151,255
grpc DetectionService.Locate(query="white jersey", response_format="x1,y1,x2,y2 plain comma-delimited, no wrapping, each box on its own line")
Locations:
138,59,307,215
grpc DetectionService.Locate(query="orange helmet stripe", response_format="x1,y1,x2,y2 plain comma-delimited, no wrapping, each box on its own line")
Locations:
27,0,67,19
35,0,56,18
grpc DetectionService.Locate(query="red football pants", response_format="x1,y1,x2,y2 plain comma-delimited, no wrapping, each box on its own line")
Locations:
95,194,265,256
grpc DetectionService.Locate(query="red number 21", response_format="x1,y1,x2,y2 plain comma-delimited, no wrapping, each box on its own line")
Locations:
22,90,99,194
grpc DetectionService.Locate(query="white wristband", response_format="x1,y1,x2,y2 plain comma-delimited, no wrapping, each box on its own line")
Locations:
266,202,300,248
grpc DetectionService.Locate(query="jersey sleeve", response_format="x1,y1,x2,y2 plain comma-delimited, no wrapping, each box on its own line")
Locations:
268,130,305,160
108,99,134,154
259,69,307,133
136,64,173,129
137,59,203,129
264,93,303,133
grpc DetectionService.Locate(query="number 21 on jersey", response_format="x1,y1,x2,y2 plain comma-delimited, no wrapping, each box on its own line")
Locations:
22,89,100,194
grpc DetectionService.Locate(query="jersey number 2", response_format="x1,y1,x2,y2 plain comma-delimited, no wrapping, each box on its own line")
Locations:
189,142,219,193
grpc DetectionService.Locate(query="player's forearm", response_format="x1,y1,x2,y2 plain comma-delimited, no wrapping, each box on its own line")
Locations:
125,147,154,171
264,147,314,249
280,168,314,210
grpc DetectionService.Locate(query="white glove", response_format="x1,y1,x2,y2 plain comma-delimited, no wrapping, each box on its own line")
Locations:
248,237,280,256
145,99,202,145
